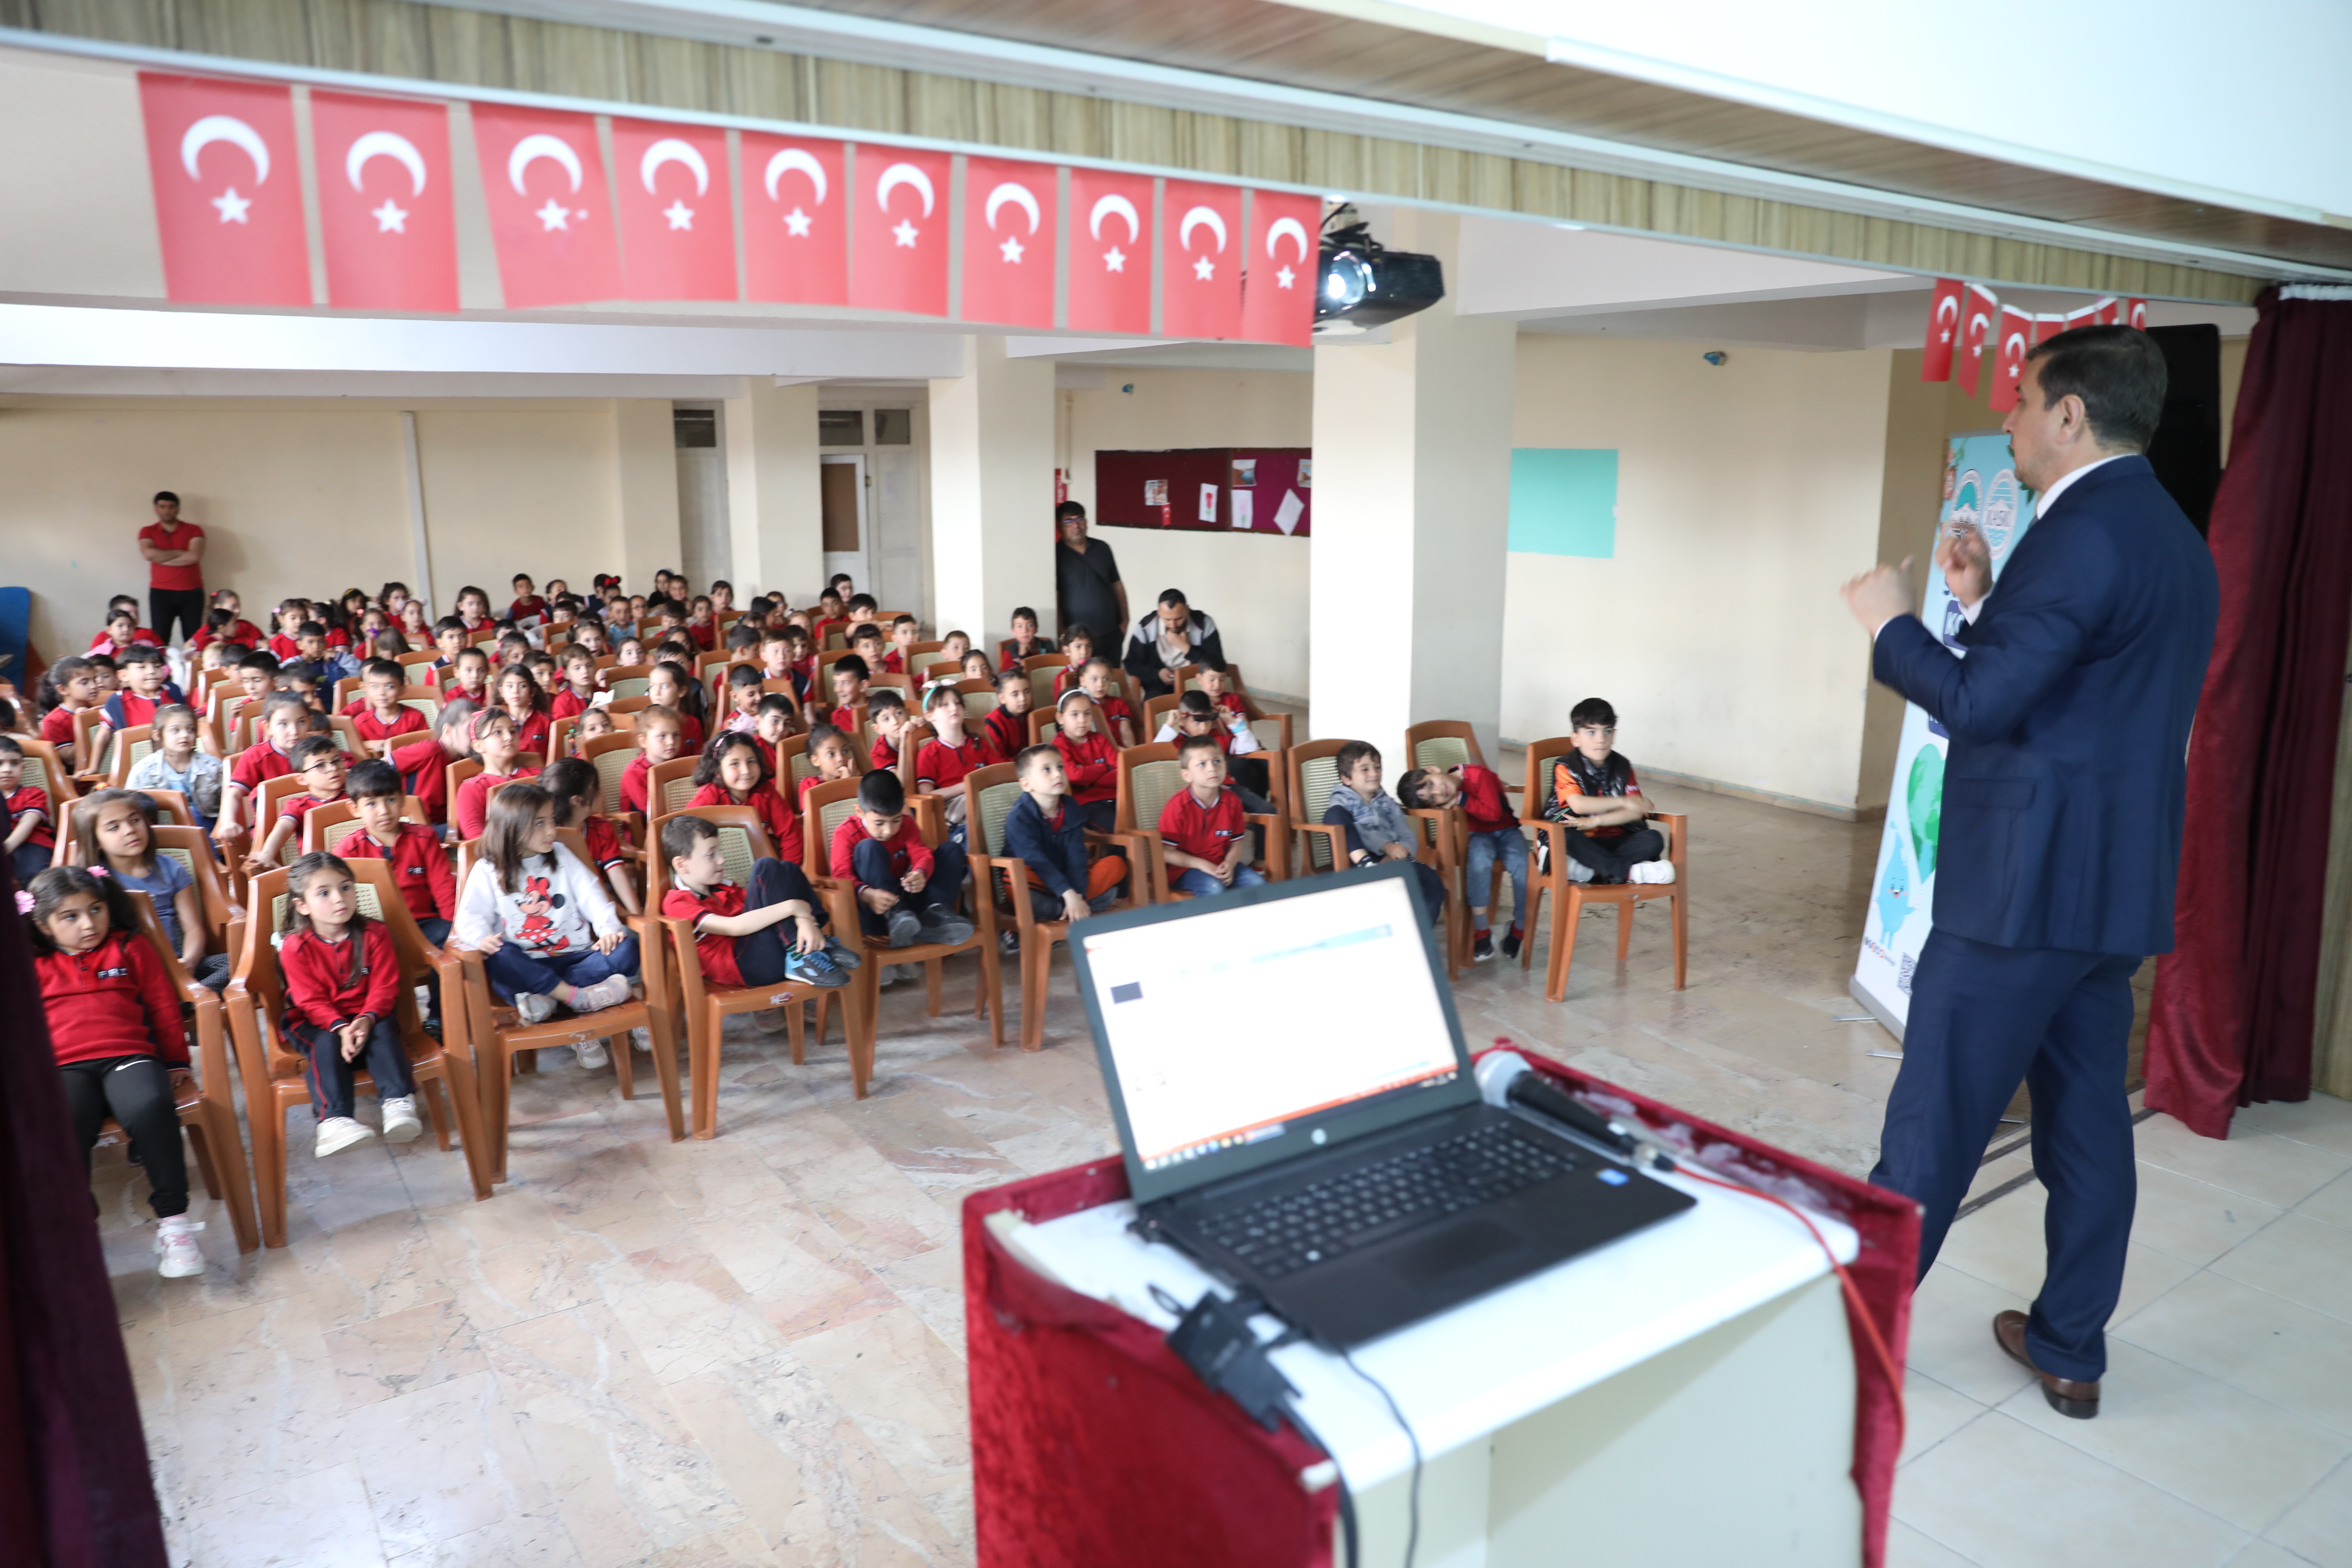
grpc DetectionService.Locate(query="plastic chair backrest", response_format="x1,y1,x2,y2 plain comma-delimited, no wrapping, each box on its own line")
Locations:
960,689,994,729
400,695,441,724
1131,759,1185,834
1529,747,1570,812
780,736,816,793
1299,752,1342,869
584,735,640,814
973,778,1021,859
1414,735,1471,773
111,726,156,785
1248,717,1289,755
139,789,192,827
652,757,700,818
607,675,651,701
17,749,61,810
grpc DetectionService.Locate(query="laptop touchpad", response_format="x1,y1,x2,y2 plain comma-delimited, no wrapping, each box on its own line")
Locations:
1397,1219,1521,1278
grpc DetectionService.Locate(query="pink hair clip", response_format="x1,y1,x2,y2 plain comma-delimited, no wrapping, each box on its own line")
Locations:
13,890,33,914
87,865,111,879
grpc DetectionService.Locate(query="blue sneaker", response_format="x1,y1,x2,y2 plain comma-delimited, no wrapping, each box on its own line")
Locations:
786,947,851,989
822,934,863,970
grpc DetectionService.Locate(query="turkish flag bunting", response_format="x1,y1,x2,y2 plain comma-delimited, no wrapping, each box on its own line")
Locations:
2124,298,2149,329
1957,284,1999,397
470,104,623,308
139,74,310,306
850,146,951,317
961,155,1057,329
742,135,847,305
1162,180,1244,340
613,119,735,301
1066,169,1153,335
1988,304,2033,412
1920,278,1963,381
2063,302,2101,335
2033,313,2065,345
310,91,458,312
1240,190,1321,347
2093,297,2121,326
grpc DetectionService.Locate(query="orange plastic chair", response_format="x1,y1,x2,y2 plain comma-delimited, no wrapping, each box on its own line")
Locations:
1114,743,1286,904
1519,736,1689,1000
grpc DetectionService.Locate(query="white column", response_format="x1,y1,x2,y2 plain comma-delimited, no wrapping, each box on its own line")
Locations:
1309,211,1516,759
610,398,683,594
928,335,1056,648
723,379,822,603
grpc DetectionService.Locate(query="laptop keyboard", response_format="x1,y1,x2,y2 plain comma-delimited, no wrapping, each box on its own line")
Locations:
1195,1120,1580,1280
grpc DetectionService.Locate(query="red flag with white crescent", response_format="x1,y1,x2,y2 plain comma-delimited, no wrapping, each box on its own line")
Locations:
310,90,457,312
2063,302,2101,335
138,74,310,306
1240,190,1321,347
850,146,951,316
1957,283,1999,397
2124,298,2149,329
1988,304,2033,412
2093,297,2121,326
470,104,623,308
961,155,1057,329
742,136,847,305
1920,278,1963,381
1162,180,1244,340
2033,313,2065,345
1068,169,1153,335
613,118,735,301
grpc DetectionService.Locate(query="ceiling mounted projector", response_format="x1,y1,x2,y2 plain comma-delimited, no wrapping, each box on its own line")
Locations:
1315,215,1446,334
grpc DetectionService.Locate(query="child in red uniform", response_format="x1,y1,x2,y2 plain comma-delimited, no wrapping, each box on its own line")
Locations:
866,690,913,776
686,595,718,652
914,683,995,839
645,662,706,750
620,707,682,819
246,733,349,873
88,603,162,659
1055,628,1095,698
37,655,104,768
1158,735,1267,898
550,646,600,722
687,731,804,868
997,605,1055,671
1399,760,1531,961
26,866,204,1277
349,659,428,758
883,614,921,676
507,574,547,624
218,693,307,849
423,617,469,686
541,757,638,916
826,656,869,733
332,760,455,945
747,694,798,777
831,771,973,948
387,698,477,826
1,735,57,885
983,667,1032,764
659,813,852,1000
452,585,495,631
573,706,617,755
276,851,420,1157
454,711,538,843
267,599,312,662
720,664,765,735
797,725,861,821
1050,690,1119,831
97,643,186,740
491,664,552,760
1076,658,1138,750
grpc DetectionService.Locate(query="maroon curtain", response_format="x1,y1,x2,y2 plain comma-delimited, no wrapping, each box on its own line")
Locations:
0,857,169,1567
2148,288,2352,1138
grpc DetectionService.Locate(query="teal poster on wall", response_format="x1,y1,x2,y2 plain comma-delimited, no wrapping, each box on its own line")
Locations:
1850,432,2038,1036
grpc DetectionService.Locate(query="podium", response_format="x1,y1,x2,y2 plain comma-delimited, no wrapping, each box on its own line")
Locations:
964,1050,1919,1568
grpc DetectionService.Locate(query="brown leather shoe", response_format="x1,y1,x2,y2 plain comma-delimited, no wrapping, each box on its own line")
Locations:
1994,1310,2099,1420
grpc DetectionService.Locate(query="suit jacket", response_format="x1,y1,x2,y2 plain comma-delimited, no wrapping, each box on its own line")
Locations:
1873,455,2217,956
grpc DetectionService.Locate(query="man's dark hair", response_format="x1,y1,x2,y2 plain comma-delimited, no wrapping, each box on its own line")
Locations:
1157,589,1189,610
858,770,906,814
347,759,402,799
2026,324,2168,453
1569,696,1618,730
1055,500,1086,523
153,490,179,505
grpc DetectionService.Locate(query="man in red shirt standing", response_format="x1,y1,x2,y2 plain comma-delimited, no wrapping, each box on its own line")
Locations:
138,491,206,647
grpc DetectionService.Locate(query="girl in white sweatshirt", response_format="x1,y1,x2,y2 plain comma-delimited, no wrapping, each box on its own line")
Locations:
452,781,637,1066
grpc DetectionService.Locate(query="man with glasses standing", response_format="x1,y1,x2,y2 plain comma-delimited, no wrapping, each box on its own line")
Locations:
1537,696,1674,885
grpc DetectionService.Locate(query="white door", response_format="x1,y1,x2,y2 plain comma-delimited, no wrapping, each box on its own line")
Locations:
873,449,922,623
674,448,730,591
820,454,870,606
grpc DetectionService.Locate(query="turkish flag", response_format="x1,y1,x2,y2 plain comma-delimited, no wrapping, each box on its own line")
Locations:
2033,313,2065,345
613,119,735,301
2124,297,2149,329
469,104,623,308
1067,169,1153,335
310,91,458,312
1241,190,1320,346
138,74,310,306
1162,180,1243,340
1956,283,1999,397
742,136,847,305
961,155,1057,329
1920,278,1963,381
851,146,951,316
2063,302,2101,335
2093,297,2121,326
1988,304,2033,412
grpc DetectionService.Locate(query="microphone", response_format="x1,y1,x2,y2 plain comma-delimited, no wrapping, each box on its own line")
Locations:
1475,1050,1636,1155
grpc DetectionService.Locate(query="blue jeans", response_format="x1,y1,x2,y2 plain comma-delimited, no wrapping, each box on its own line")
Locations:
483,931,640,1002
1464,828,1530,927
1173,863,1267,898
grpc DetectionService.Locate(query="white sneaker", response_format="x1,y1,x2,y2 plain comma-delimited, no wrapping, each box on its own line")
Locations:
631,1027,653,1052
316,1116,376,1157
1629,860,1676,885
155,1215,205,1279
380,1095,423,1143
1567,858,1596,884
572,1037,610,1070
571,975,634,1014
514,992,559,1025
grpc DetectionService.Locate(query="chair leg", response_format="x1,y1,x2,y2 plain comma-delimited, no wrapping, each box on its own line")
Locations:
1020,937,1045,1053
483,1044,514,1184
611,1020,636,1101
200,1103,261,1254
255,1099,290,1249
690,1004,720,1141
429,1058,495,1202
1671,889,1688,990
1617,901,1634,961
925,956,944,1018
978,936,1003,1048
186,1118,225,1200
846,965,878,1100
1546,892,1585,1004
1522,880,1549,974
788,995,809,1065
646,1008,686,1143
421,1076,456,1151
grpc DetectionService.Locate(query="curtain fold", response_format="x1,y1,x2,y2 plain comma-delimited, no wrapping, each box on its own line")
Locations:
2148,288,2352,1137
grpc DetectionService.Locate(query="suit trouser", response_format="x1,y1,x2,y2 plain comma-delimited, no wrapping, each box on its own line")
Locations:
1870,926,2139,1382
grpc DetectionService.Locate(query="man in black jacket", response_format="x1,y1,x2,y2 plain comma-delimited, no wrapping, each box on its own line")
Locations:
1122,589,1225,700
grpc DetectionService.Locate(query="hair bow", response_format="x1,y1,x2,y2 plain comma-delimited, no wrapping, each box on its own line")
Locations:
13,890,32,915
87,865,111,879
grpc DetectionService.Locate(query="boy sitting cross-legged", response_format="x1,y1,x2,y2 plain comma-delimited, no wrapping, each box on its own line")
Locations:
659,814,855,1015
1157,735,1267,898
1399,758,1531,961
1540,697,1672,886
830,771,974,950
1004,743,1129,928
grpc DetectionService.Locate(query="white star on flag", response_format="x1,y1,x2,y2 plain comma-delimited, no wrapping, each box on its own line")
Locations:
371,199,408,234
893,219,919,248
1192,254,1215,281
999,234,1025,264
784,207,812,237
536,198,571,231
212,187,252,224
1102,245,1126,273
663,200,694,231
1275,265,1295,289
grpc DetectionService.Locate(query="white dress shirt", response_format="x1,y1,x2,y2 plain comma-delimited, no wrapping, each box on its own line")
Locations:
1878,453,2128,638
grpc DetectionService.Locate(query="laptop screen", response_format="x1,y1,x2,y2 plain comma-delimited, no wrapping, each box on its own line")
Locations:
1074,869,1474,1202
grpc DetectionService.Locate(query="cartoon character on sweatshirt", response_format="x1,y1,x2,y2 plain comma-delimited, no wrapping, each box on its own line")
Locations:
515,874,574,954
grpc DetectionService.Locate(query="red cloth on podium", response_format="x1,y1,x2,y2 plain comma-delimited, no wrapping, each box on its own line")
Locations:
964,1049,1918,1568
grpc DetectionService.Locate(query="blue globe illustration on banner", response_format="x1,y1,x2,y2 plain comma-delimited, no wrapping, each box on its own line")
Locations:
1982,469,2021,564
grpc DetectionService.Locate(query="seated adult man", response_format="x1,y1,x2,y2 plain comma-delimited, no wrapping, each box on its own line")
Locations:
1121,588,1226,701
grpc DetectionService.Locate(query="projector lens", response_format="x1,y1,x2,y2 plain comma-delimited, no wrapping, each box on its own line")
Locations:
1322,251,1371,309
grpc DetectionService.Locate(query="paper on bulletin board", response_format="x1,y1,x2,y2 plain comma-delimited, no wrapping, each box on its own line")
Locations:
1198,483,1219,523
1849,432,2037,1037
1230,490,1253,529
1273,489,1304,535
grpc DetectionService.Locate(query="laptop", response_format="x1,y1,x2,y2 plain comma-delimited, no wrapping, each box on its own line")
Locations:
1070,862,1695,1348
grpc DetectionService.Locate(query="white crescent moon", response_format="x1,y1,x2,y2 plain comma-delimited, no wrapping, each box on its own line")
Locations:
1966,310,1990,339
181,115,270,184
875,162,934,218
345,130,426,196
1088,193,1138,242
1933,294,1959,324
1178,204,1227,254
507,132,582,196
2001,331,2027,357
1264,216,1309,263
984,181,1040,235
639,137,708,196
763,147,827,205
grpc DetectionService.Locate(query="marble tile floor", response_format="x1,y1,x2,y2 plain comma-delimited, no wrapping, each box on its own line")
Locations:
94,779,2352,1567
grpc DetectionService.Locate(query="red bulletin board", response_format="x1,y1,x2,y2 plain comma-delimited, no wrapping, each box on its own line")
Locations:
1093,448,1312,537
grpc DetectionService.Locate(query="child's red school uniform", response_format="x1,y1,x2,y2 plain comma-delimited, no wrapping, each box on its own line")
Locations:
88,629,162,656
676,714,705,751
100,686,187,733
688,621,716,652
229,740,295,798
455,768,538,842
1053,730,1119,805
662,881,754,986
40,702,92,748
193,618,262,651
269,633,304,662
551,686,595,722
1158,783,1249,864
1094,693,1138,740
499,709,552,759
388,734,451,823
5,785,55,849
982,706,1027,764
35,932,186,1068
508,595,547,623
351,705,428,748
868,734,899,772
830,812,933,885
279,789,347,831
580,814,630,873
915,735,994,792
621,753,655,817
331,821,456,923
687,781,803,866
279,921,401,1031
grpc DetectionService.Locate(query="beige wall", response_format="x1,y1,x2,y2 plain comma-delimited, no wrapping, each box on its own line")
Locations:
1061,367,1315,699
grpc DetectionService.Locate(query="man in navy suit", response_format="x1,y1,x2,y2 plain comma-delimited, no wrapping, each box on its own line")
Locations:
1843,326,2217,1420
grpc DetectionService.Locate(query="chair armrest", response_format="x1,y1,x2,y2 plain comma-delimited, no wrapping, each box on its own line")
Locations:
1645,811,1689,862
1290,820,1347,875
